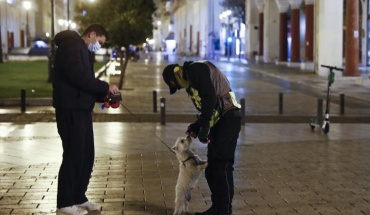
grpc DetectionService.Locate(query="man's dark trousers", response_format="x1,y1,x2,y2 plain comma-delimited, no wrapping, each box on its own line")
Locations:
56,109,95,208
206,109,241,214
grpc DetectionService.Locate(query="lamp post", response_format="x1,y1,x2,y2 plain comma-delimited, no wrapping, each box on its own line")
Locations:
23,1,31,47
0,0,4,63
47,0,55,83
67,0,70,30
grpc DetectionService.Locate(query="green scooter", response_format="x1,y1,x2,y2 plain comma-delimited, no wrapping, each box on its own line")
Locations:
310,65,344,134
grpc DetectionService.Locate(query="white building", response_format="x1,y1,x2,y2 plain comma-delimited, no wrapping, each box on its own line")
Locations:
157,0,367,76
161,0,239,59
0,0,74,56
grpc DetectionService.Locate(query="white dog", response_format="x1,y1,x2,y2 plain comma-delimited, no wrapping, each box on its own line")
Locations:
171,136,208,215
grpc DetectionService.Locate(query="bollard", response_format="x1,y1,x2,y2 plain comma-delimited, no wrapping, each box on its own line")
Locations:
21,89,26,113
240,98,245,125
317,98,323,125
160,97,166,125
340,93,345,115
153,90,157,113
279,93,283,114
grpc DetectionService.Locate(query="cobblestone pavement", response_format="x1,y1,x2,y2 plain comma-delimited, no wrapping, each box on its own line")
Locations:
1,122,370,214
2,54,370,214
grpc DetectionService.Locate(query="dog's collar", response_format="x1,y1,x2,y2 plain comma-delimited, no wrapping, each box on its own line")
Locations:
182,155,196,166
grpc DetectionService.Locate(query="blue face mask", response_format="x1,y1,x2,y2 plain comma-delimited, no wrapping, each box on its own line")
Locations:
88,40,101,52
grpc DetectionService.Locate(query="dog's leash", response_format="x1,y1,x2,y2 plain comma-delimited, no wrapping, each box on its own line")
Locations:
118,102,176,154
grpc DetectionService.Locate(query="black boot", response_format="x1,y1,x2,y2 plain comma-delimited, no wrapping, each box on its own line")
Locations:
218,205,232,215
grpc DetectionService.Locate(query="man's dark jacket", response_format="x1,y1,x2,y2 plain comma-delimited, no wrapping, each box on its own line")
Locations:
53,30,108,111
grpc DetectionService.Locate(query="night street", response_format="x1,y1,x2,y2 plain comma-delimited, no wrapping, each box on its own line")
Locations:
2,54,370,214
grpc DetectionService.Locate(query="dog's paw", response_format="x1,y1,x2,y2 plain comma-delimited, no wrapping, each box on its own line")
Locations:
198,160,207,166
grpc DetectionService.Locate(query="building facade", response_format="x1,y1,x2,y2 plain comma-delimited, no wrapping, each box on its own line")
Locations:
0,0,74,56
158,0,366,76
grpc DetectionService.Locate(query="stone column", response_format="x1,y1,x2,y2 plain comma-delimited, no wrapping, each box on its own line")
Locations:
344,0,360,76
246,0,259,60
255,0,264,60
305,0,314,61
289,0,302,64
259,13,264,55
276,0,290,63
315,0,344,76
263,0,280,62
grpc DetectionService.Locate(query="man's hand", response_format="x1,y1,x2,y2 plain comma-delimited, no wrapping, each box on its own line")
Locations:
186,121,201,138
198,126,210,144
109,84,119,94
197,119,210,144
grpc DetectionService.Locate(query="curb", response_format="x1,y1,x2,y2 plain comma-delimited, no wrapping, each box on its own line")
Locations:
1,113,369,123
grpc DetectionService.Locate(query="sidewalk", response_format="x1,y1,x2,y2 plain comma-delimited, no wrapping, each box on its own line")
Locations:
2,122,370,214
1,54,370,122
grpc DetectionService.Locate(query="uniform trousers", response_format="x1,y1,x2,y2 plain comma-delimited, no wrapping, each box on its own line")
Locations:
206,109,241,214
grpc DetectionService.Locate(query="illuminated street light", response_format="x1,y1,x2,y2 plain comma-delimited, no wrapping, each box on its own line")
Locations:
23,0,32,47
58,19,64,26
58,19,75,31
219,10,232,20
70,23,76,29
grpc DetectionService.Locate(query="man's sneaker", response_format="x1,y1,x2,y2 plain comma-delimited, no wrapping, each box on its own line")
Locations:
56,205,88,215
76,201,102,211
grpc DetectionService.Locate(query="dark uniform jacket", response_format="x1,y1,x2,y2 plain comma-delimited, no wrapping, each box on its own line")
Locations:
53,30,108,111
184,61,240,127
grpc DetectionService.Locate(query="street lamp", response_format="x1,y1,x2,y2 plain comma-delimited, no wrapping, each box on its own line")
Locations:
23,0,31,47
58,19,64,31
67,0,70,30
47,0,55,83
0,0,4,63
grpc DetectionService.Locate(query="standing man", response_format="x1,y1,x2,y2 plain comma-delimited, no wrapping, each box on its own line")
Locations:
162,61,241,215
53,24,119,214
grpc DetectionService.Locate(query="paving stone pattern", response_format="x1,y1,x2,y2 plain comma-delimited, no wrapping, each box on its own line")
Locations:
2,137,370,214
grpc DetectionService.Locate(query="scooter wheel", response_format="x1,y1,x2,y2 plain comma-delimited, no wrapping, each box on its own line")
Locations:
310,125,315,130
322,124,330,134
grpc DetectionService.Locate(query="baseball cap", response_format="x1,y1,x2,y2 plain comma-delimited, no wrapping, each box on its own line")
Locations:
162,64,179,94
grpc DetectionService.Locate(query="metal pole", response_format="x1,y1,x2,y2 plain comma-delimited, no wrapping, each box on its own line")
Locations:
279,92,283,114
48,0,55,83
160,97,166,125
227,16,230,61
340,93,345,115
26,11,29,47
21,89,26,113
67,0,70,30
0,2,3,63
153,90,157,112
